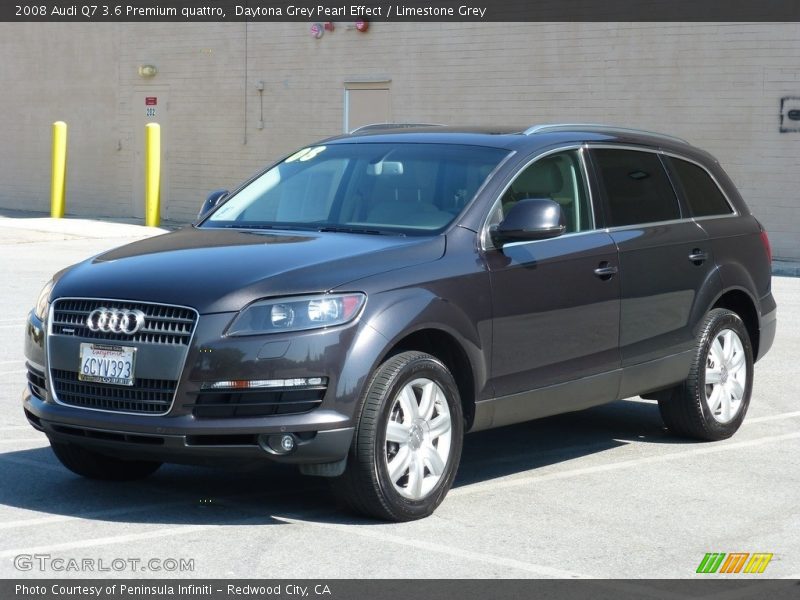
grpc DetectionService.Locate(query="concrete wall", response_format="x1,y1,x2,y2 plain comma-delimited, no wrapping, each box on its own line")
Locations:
1,22,798,258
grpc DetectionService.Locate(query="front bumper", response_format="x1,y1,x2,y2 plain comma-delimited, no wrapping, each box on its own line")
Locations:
21,301,386,468
23,388,354,466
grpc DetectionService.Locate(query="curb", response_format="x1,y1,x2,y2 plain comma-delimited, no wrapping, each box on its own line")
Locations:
772,261,800,278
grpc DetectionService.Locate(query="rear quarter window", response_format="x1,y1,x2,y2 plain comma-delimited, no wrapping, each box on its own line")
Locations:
667,157,734,217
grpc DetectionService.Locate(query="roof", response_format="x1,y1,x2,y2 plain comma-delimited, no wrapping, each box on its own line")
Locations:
323,122,703,157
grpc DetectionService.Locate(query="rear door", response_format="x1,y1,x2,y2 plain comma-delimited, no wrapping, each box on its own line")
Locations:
589,147,719,382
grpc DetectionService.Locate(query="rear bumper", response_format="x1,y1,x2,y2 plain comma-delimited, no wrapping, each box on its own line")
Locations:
757,302,777,362
23,389,354,467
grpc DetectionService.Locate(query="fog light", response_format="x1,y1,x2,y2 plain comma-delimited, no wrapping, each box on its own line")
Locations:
280,434,295,452
258,433,297,455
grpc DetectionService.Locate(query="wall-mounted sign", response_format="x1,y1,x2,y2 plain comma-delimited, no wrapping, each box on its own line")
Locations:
145,97,158,106
780,97,800,133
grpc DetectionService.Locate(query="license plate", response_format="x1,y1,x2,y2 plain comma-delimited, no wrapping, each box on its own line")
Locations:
78,343,137,386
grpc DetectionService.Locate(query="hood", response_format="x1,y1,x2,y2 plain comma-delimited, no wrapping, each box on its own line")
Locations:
51,226,445,313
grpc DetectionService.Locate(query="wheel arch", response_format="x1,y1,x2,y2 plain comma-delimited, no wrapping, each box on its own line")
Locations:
711,288,760,358
378,327,478,431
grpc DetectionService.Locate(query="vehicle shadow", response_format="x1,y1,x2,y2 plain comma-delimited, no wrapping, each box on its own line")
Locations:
0,399,694,527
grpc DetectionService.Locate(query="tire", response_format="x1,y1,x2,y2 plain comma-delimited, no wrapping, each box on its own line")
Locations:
330,351,464,521
50,441,162,481
658,308,753,441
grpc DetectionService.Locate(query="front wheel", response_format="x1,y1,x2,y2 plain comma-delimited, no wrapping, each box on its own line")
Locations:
658,308,754,441
331,351,464,521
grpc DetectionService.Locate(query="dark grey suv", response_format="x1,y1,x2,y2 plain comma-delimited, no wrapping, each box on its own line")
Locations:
23,124,776,521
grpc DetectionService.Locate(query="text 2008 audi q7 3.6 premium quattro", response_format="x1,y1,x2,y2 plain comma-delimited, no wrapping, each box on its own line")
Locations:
23,124,776,521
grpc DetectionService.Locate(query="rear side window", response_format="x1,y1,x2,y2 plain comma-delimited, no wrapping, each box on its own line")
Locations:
592,149,681,227
667,157,733,217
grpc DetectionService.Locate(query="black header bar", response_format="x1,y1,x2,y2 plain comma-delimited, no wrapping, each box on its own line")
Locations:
3,0,800,22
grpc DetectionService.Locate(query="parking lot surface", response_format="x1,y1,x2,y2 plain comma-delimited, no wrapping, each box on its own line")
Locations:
1,216,798,579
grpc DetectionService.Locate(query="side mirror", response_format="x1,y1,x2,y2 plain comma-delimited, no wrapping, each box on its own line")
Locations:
490,198,566,247
198,189,229,219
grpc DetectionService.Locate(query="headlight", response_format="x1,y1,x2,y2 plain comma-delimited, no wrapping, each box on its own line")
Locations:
227,293,366,336
34,279,54,321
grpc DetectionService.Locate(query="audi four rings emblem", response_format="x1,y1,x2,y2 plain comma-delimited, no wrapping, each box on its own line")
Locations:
86,308,146,334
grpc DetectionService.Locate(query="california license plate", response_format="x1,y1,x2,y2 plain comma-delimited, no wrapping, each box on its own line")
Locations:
78,343,137,386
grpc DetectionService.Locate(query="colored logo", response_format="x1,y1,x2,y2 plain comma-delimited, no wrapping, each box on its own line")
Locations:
696,553,773,574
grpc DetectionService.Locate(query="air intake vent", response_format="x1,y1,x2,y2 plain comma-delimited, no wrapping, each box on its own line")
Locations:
26,364,47,399
51,369,176,415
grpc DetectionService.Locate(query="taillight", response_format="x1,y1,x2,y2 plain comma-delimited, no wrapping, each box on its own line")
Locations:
759,229,772,264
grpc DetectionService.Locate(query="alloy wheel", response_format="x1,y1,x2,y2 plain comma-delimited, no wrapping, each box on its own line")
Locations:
384,377,453,500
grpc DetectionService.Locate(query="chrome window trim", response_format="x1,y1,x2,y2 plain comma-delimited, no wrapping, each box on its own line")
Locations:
585,143,739,220
459,148,518,236
499,227,602,250
659,150,738,219
601,217,701,234
480,144,596,251
480,142,740,250
46,297,200,417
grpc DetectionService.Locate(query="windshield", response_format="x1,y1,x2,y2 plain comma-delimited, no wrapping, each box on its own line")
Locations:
203,143,509,234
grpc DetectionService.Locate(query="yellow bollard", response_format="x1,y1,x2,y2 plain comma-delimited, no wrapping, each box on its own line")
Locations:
50,121,67,218
145,123,161,227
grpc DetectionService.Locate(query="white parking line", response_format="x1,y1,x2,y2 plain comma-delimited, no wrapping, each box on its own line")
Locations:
0,475,323,532
0,360,24,365
746,410,800,424
0,324,24,329
450,430,800,498
0,370,26,376
0,498,196,532
0,525,213,559
274,513,593,579
0,438,45,445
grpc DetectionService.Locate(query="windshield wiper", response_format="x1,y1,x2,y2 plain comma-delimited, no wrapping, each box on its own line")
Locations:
214,224,315,232
317,226,402,236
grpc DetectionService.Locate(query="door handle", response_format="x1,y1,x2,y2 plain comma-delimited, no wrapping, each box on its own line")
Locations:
688,249,708,265
594,262,618,280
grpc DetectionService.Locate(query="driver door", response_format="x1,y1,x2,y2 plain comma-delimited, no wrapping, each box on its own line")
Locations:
485,149,621,422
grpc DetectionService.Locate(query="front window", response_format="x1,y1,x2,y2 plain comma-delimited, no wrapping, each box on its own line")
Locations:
203,143,509,235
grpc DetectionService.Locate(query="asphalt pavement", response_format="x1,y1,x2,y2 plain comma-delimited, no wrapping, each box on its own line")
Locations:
0,216,798,580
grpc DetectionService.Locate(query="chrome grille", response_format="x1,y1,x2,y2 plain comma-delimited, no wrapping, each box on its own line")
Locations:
51,298,197,345
51,369,176,414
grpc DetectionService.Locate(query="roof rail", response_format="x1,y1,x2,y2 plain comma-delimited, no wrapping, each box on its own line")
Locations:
523,123,689,145
349,122,446,134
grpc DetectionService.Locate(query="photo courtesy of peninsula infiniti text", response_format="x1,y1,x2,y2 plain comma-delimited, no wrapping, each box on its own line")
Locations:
22,123,776,521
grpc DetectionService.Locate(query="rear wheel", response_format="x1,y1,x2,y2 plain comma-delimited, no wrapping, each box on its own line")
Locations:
50,441,162,481
331,351,464,521
658,308,753,441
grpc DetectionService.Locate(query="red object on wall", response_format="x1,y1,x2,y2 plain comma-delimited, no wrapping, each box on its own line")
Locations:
145,97,157,106
355,20,369,32
324,22,334,32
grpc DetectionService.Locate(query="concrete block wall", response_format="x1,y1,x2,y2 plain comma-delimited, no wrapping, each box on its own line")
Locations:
1,22,798,258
